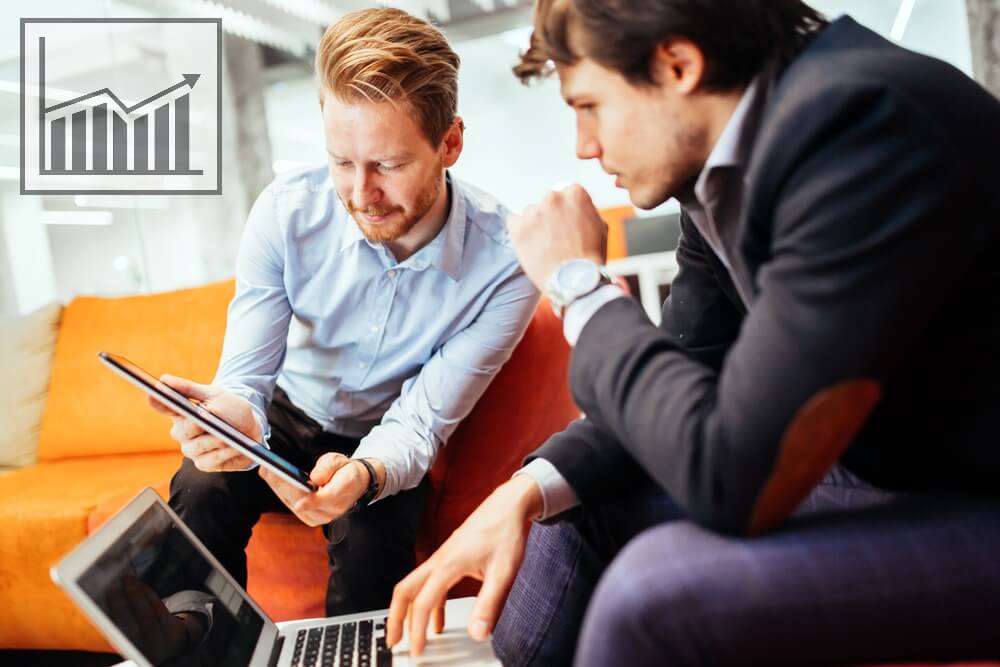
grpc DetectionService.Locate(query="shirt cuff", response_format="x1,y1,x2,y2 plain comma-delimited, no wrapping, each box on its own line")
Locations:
563,285,628,346
351,431,430,503
513,458,580,521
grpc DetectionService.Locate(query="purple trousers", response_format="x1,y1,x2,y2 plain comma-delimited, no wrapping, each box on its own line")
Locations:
492,466,1000,666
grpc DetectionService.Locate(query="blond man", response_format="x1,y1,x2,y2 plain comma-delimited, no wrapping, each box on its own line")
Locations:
157,8,537,616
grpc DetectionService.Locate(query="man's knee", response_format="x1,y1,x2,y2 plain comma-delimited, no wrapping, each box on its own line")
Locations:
168,459,266,532
169,459,233,511
579,522,737,667
494,520,594,667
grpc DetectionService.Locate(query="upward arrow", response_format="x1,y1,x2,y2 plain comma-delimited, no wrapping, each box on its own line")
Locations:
45,73,202,115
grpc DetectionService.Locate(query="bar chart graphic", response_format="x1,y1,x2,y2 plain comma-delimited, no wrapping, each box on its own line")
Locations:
21,19,221,194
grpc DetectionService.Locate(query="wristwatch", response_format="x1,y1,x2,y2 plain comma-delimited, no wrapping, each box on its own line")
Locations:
349,458,379,513
545,258,614,319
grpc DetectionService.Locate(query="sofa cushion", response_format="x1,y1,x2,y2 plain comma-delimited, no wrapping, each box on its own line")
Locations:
0,302,62,468
37,280,234,461
0,452,181,650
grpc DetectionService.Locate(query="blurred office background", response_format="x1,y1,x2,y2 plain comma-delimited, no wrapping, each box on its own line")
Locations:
0,0,993,317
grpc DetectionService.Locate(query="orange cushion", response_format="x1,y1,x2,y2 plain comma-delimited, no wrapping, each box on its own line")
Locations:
245,514,328,622
0,452,181,650
37,280,234,461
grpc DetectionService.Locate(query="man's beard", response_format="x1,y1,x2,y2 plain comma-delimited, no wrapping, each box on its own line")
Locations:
346,170,443,244
634,114,707,210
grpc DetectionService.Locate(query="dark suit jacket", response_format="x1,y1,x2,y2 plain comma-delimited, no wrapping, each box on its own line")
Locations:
530,17,1000,533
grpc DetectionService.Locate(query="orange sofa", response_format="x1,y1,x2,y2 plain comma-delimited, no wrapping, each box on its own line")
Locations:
0,279,580,652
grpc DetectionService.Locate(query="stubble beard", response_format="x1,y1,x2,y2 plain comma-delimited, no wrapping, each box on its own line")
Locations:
346,166,444,244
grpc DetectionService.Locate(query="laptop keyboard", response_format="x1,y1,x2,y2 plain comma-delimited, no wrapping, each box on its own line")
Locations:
290,617,390,667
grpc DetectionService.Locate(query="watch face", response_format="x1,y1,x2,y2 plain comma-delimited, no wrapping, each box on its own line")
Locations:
557,259,601,295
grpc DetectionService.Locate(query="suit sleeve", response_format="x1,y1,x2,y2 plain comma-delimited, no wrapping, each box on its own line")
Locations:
567,83,978,532
528,212,745,508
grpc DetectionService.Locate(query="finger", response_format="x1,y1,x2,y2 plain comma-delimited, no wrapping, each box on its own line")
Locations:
148,395,180,417
158,374,216,403
310,452,349,486
292,487,343,525
180,433,224,460
172,418,207,444
409,571,457,656
261,468,308,510
216,454,254,472
387,565,433,647
468,560,519,641
308,464,361,516
192,443,244,472
433,603,445,635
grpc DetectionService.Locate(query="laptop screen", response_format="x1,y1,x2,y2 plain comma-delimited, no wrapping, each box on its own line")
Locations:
76,501,266,666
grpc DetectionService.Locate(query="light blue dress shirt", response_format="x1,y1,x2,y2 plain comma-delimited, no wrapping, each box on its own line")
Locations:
214,166,539,501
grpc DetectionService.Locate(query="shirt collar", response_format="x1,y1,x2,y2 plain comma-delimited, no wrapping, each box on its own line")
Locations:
688,75,765,208
336,173,466,282
339,197,367,252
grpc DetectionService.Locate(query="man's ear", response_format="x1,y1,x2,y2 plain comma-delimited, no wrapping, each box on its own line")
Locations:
441,117,464,168
651,39,705,95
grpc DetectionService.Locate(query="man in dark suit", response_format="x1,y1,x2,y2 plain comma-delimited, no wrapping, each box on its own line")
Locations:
387,1,1000,664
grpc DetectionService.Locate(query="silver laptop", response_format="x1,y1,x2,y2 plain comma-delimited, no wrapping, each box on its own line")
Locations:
51,487,499,667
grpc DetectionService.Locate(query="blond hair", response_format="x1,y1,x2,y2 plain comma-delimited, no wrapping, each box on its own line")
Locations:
315,8,460,146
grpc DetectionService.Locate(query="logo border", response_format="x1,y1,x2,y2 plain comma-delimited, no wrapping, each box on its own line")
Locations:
20,17,223,195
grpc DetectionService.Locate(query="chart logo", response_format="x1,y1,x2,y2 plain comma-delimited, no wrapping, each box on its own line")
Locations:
20,19,222,194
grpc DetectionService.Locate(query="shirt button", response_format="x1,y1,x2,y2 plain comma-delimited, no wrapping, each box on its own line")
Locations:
369,324,379,333
387,270,397,278
358,361,367,369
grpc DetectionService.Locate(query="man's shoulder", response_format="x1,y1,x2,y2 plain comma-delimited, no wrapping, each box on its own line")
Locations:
751,16,999,185
775,16,982,119
453,178,516,252
266,164,337,198
254,165,344,234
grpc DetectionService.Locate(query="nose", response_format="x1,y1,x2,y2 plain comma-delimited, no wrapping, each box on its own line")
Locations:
576,128,601,161
352,168,382,210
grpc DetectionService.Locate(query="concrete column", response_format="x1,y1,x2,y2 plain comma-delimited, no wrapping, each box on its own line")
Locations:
224,35,275,210
967,0,1000,97
0,182,56,314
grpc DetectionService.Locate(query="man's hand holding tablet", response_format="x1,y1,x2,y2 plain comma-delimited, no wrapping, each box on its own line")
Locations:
149,375,259,472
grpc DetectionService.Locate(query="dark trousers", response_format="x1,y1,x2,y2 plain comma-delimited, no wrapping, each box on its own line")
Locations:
492,465,1000,666
168,387,428,616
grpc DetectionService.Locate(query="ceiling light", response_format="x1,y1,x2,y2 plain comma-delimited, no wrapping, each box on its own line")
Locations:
890,0,917,41
40,211,113,226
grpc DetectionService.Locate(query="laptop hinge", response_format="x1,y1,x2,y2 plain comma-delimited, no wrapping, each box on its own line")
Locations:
267,633,285,667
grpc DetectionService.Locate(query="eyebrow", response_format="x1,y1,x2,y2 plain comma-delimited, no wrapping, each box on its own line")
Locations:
325,149,412,162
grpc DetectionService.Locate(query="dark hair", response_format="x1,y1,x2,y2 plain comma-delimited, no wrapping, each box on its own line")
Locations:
514,0,827,91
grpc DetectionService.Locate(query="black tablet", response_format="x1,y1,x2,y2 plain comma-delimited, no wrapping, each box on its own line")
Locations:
98,351,316,493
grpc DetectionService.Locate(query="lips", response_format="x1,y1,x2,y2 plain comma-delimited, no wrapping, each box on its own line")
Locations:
357,209,399,223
